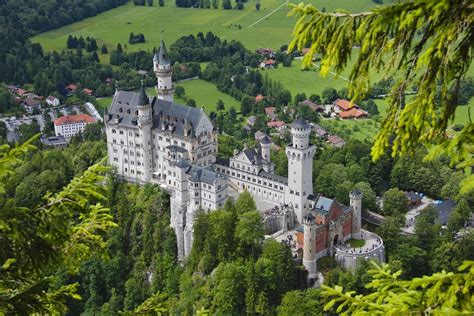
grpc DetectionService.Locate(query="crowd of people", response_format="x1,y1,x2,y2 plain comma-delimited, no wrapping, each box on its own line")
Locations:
263,203,293,220
280,233,297,251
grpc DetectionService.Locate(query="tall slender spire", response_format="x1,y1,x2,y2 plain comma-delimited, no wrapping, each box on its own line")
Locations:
138,79,149,106
158,31,170,65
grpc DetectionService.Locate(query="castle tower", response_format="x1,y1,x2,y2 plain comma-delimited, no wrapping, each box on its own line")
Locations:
260,134,272,161
154,38,174,102
137,80,152,182
285,117,316,223
303,212,317,277
350,189,363,239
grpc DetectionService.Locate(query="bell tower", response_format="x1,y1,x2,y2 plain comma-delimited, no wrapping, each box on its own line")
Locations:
154,34,174,102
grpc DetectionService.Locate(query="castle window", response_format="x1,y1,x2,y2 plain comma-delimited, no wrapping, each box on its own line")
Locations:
119,108,123,113
127,109,131,114
135,133,139,137
113,139,116,143
120,130,124,135
112,129,116,134
113,157,118,162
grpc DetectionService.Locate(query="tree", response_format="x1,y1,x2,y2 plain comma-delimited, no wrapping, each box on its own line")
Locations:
117,43,123,54
382,188,408,216
321,260,474,315
321,87,338,104
278,289,324,315
0,139,116,314
175,86,185,98
147,0,154,5
159,0,164,6
235,211,264,258
101,44,108,54
222,0,232,9
235,0,244,10
255,0,260,11
289,0,473,193
186,98,196,107
235,190,257,214
82,123,104,142
216,99,225,112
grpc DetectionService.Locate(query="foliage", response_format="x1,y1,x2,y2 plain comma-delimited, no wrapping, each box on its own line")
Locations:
321,260,474,315
0,137,116,314
382,188,408,216
289,0,473,192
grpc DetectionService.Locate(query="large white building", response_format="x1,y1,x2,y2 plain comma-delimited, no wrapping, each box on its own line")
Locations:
106,40,384,272
54,114,95,138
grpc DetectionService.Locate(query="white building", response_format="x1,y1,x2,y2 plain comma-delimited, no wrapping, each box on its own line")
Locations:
54,114,95,138
106,40,385,271
46,96,60,107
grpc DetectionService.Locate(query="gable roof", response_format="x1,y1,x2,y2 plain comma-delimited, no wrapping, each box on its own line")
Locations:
338,107,367,119
334,99,355,111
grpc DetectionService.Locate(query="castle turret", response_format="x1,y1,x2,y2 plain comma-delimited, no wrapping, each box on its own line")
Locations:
303,212,317,277
137,80,152,182
154,38,174,102
285,116,316,223
260,134,272,161
350,189,363,239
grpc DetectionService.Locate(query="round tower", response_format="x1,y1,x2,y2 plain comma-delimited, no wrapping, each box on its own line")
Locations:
260,134,272,161
303,212,317,277
350,189,363,239
154,37,174,102
137,80,152,183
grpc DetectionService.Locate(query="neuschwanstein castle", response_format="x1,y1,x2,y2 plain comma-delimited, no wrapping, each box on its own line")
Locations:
105,40,384,277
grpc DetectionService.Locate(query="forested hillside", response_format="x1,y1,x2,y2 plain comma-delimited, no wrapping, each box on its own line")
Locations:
0,0,127,84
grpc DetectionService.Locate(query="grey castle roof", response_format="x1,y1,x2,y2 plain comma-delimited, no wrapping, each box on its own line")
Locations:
176,159,190,169
106,90,210,137
154,39,170,65
350,188,363,197
258,170,288,184
188,166,218,185
291,116,310,129
314,196,334,215
166,145,187,153
260,134,272,145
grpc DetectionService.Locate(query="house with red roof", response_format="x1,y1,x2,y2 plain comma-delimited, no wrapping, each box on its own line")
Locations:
333,99,368,119
267,120,287,132
54,114,95,138
260,59,276,69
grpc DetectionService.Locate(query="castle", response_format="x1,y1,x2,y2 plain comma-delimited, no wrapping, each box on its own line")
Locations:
105,40,384,274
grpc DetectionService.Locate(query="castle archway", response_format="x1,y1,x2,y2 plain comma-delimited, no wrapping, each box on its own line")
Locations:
333,234,339,246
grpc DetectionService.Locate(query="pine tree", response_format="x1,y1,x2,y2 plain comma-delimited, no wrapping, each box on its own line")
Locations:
159,0,164,6
222,0,231,9
212,0,218,9
147,0,154,5
101,44,108,54
117,43,123,54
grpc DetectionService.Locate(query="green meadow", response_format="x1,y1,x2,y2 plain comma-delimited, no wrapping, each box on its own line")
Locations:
31,0,393,54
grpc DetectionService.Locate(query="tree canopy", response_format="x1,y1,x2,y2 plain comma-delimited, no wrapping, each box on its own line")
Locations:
289,0,473,193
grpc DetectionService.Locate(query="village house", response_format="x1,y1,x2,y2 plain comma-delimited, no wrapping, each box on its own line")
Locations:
406,191,422,208
46,96,60,107
260,59,277,69
328,135,346,148
65,84,77,96
247,116,257,126
300,99,324,112
313,124,329,139
83,88,93,96
40,135,68,148
255,94,265,102
137,70,148,76
267,120,287,132
254,130,270,141
264,107,278,121
255,48,275,58
333,99,368,119
22,98,41,113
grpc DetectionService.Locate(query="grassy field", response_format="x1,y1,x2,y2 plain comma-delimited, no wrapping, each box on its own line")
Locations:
96,79,240,115
31,0,393,54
